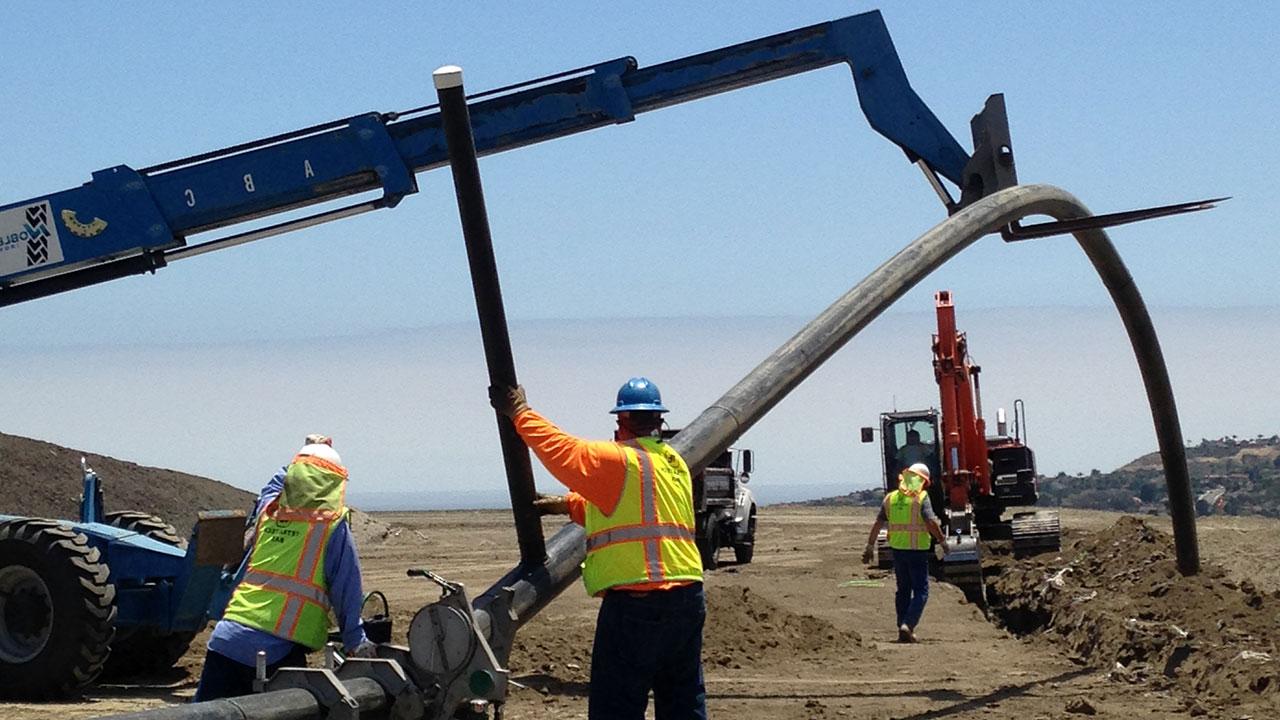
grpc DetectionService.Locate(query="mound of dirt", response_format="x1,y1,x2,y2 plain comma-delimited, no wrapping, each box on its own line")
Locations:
703,585,861,668
0,431,389,545
509,583,863,689
989,516,1279,715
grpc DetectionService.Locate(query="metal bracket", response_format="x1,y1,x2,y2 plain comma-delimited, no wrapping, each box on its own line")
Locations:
266,667,361,720
960,94,1018,209
337,657,425,720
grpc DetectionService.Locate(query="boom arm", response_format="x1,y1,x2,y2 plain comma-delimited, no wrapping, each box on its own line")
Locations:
932,289,991,510
0,10,980,307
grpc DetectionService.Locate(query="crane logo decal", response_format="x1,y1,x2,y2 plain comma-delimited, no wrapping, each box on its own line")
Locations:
0,201,65,276
61,209,109,238
25,205,50,264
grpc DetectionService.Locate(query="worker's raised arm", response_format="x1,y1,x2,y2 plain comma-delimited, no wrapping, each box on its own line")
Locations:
512,409,628,516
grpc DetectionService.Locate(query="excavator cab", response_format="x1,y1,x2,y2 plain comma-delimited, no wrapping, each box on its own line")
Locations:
864,410,945,516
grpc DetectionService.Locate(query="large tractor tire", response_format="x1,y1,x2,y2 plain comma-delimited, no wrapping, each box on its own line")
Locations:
99,511,199,679
734,506,756,565
0,518,116,699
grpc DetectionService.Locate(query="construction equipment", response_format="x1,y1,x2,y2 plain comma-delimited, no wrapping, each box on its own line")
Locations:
862,290,1061,603
0,6,1210,717
664,430,757,569
0,460,245,698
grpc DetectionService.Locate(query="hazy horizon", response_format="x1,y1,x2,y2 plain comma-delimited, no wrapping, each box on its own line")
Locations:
3,306,1272,511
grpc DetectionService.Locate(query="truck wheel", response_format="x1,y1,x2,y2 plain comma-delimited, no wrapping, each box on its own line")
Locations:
698,520,719,571
734,507,756,564
99,511,198,679
0,518,116,699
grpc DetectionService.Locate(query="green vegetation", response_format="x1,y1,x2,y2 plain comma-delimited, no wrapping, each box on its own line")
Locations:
789,435,1280,518
1039,435,1280,517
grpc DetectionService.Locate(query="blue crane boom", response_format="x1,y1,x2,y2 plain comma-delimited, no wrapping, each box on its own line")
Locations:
0,10,983,308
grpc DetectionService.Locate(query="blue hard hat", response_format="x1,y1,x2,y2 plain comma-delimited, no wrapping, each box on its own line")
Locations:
610,377,668,414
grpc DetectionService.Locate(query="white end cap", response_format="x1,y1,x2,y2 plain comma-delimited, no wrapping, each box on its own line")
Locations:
433,65,464,90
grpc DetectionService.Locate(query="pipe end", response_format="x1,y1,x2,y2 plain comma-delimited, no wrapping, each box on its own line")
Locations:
433,65,464,90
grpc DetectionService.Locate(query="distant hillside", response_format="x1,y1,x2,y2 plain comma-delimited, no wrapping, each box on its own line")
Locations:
1039,435,1280,517
0,432,390,543
785,435,1280,518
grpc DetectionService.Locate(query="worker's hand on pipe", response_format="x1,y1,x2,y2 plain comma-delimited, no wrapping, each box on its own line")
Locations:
860,544,874,566
489,384,529,419
533,493,569,515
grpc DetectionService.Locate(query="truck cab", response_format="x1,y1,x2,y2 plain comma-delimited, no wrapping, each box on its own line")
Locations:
663,431,758,569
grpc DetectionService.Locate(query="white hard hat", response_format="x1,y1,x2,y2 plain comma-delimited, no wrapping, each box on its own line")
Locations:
298,442,342,466
907,462,931,481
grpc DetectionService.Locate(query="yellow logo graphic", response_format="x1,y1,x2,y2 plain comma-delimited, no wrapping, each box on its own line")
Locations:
61,209,108,238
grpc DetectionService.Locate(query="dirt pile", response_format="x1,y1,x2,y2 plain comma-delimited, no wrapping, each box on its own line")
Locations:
703,585,861,668
0,431,390,545
509,583,863,690
989,516,1280,715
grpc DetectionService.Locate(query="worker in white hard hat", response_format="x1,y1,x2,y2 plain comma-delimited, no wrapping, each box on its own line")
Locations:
861,462,947,643
194,435,376,701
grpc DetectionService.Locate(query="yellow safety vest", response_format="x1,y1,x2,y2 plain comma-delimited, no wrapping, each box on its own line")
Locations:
886,489,931,551
222,454,348,649
582,437,703,596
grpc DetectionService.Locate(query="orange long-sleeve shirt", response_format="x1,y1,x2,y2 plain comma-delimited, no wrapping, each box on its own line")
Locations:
512,407,694,593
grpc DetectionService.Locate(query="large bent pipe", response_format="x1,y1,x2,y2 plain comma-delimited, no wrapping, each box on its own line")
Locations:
477,182,1198,643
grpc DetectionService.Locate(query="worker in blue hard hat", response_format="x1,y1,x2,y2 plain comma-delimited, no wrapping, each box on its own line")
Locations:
491,377,706,720
861,462,947,643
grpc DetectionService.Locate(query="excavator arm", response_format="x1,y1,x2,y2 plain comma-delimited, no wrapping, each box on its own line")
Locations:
932,289,992,511
0,10,986,308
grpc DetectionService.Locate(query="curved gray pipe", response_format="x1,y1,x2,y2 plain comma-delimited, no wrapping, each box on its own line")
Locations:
671,183,1198,575
480,183,1199,640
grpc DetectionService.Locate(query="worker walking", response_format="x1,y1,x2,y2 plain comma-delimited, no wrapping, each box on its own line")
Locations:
194,435,375,702
491,377,706,720
861,463,947,643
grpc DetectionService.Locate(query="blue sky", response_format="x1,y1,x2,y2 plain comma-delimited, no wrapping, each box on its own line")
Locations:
0,3,1275,506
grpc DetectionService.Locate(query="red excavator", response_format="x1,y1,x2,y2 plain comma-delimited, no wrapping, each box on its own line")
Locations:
863,290,1060,604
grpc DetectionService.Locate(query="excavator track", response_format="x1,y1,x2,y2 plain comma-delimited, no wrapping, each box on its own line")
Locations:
1010,511,1061,558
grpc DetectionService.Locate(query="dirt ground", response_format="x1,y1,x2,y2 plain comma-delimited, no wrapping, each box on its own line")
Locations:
4,506,1277,719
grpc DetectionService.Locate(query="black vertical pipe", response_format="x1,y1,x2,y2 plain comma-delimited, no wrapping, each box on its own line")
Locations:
434,65,546,565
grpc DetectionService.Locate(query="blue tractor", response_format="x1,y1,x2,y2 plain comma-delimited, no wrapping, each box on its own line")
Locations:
0,460,244,698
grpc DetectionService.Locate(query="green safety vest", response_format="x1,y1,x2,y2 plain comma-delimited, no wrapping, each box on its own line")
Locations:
222,454,348,649
582,437,703,596
885,488,931,551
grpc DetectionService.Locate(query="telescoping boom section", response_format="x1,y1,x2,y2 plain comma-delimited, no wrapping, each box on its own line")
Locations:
0,10,985,308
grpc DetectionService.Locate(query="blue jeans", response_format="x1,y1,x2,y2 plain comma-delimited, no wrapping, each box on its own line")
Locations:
590,582,707,720
892,549,931,629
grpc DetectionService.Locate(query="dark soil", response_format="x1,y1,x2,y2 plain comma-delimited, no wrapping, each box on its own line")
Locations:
986,515,1280,716
0,431,253,534
0,431,389,545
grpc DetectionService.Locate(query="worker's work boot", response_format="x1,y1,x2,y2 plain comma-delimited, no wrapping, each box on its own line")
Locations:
897,624,912,643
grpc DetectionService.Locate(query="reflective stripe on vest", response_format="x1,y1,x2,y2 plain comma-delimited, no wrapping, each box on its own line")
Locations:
582,437,702,595
886,490,930,550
